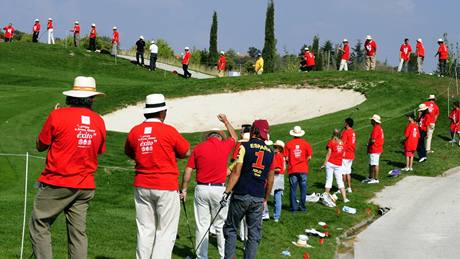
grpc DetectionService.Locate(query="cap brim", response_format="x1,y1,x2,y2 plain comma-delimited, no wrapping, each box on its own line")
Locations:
291,241,312,248
63,90,104,98
143,106,168,114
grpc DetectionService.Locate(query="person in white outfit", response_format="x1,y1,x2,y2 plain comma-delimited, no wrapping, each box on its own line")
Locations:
338,39,350,71
47,18,55,44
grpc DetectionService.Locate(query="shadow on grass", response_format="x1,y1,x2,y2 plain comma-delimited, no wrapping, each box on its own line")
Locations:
437,134,452,142
95,256,115,259
383,159,405,168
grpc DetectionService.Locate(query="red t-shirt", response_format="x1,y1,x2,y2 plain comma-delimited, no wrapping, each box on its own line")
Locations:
112,31,119,44
449,108,460,131
438,43,448,60
125,120,190,190
326,140,344,166
218,55,226,71
342,44,350,61
47,21,53,30
305,52,315,66
90,28,97,38
182,51,191,65
368,124,384,154
404,122,420,152
416,42,425,57
33,23,41,32
231,142,241,161
272,152,286,174
400,43,412,61
423,100,440,123
284,138,313,174
186,137,235,184
73,25,80,33
365,40,377,56
37,107,106,189
419,113,433,132
3,26,14,38
341,128,356,160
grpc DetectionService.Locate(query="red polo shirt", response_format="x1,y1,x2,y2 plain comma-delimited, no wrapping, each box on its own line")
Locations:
73,24,80,34
365,40,377,56
37,107,106,189
342,44,350,61
341,128,356,160
218,55,226,71
3,26,14,38
182,51,191,65
272,152,286,174
404,122,420,152
400,43,412,61
368,124,384,154
423,100,440,123
416,42,425,57
33,23,41,32
186,137,235,184
284,138,313,174
326,140,344,166
112,31,119,44
90,28,97,38
438,43,448,60
125,119,190,190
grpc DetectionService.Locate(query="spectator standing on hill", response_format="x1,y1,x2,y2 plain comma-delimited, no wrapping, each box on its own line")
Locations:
271,140,286,223
181,114,237,259
449,101,460,144
149,40,158,71
397,38,412,72
364,35,377,71
416,39,425,73
124,94,190,259
285,126,313,212
301,48,315,72
254,53,264,75
363,114,384,184
182,47,192,78
29,76,106,259
32,19,41,43
47,18,55,44
3,23,15,42
436,38,449,77
417,104,431,162
111,27,119,56
338,39,350,71
217,51,227,78
135,36,146,66
70,21,80,47
341,118,356,193
423,95,439,153
403,114,420,171
89,24,97,52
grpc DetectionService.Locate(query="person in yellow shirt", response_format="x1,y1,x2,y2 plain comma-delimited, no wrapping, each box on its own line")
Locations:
254,54,264,75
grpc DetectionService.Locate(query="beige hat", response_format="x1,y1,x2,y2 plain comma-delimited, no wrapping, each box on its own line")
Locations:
274,140,285,149
291,235,312,248
428,94,436,100
239,132,250,143
143,94,168,114
370,114,381,124
290,126,305,137
63,76,104,98
418,103,429,111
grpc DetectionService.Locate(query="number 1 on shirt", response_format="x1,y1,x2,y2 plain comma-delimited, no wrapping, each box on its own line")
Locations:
252,151,265,170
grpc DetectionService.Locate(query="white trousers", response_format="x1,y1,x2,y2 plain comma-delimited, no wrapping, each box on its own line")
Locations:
325,162,345,189
417,56,424,73
397,58,408,72
339,59,348,71
47,29,55,44
426,124,435,151
135,188,180,259
194,185,227,259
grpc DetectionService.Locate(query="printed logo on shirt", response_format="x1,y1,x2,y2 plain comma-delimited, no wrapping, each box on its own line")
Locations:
294,145,302,158
144,127,152,134
81,115,91,125
75,124,97,148
138,135,158,154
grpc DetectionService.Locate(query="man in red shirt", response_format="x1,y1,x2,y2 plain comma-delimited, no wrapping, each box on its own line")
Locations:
416,38,425,73
363,114,384,184
111,26,120,56
29,76,106,259
89,24,97,52
125,94,190,259
301,47,315,72
70,21,81,47
284,126,313,212
436,38,449,77
403,114,420,171
423,95,440,153
47,18,55,44
417,104,432,162
181,114,237,259
217,51,227,78
339,39,350,71
3,23,15,42
182,47,192,78
364,35,377,71
397,38,412,72
341,118,356,193
32,19,41,43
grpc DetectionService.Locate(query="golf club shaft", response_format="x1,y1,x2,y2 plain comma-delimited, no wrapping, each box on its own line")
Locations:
194,204,225,255
181,200,195,252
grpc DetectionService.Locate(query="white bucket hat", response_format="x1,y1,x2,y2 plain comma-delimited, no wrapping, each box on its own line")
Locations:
63,76,104,98
143,94,168,114
428,94,436,100
274,140,285,149
371,114,381,124
418,103,428,111
291,235,312,248
239,132,250,143
290,126,305,137
366,35,372,40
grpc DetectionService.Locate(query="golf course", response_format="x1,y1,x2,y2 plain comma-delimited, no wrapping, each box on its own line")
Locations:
1,42,459,259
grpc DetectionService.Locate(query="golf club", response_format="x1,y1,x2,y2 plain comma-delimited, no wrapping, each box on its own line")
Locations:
193,203,226,257
181,199,195,254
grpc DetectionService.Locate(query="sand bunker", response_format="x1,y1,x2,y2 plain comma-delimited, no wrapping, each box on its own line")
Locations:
103,88,366,133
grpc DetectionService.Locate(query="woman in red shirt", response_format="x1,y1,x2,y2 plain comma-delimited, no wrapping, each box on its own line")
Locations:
417,104,431,162
321,129,349,203
403,114,420,171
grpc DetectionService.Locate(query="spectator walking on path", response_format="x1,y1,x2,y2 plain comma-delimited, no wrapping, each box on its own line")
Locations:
436,38,449,77
417,104,431,162
403,114,420,171
89,24,97,52
254,53,264,75
341,118,356,193
271,140,286,223
149,40,158,71
181,114,237,259
338,39,350,71
423,95,439,153
32,19,41,43
449,101,460,144
182,47,192,78
3,23,15,42
29,76,106,259
222,120,275,259
321,129,349,203
397,38,412,72
111,27,119,56
416,39,425,73
70,21,80,47
363,114,384,184
301,48,316,72
217,51,227,77
285,126,313,212
364,35,377,71
47,18,55,44
124,94,190,259
135,36,146,66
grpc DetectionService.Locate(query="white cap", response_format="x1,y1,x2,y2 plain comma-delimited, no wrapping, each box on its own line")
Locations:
112,26,117,30
151,40,155,44
62,76,104,98
428,94,436,100
185,46,190,50
143,94,168,114
34,19,39,22
48,18,52,21
139,35,144,39
304,47,309,51
343,38,348,42
366,35,372,40
438,38,444,42
220,51,225,54
418,103,428,111
417,38,422,42
75,21,79,24
370,114,381,124
289,126,305,137
91,23,96,27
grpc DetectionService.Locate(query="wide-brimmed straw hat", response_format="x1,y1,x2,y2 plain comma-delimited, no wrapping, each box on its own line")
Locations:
418,103,429,111
143,94,168,114
291,235,312,248
370,114,381,124
62,76,104,98
290,126,305,137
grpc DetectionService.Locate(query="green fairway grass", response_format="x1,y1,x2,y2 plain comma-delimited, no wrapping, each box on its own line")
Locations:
0,42,458,259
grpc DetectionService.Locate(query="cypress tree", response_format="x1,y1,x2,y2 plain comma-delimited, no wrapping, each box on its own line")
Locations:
262,0,276,73
209,11,218,66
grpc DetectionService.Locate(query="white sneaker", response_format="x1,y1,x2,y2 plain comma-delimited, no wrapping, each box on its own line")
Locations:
347,187,352,193
401,167,410,172
362,178,371,183
409,168,413,171
367,179,380,184
418,157,427,163
449,139,456,143
344,198,350,203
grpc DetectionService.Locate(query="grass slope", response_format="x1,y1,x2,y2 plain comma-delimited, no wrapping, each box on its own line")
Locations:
0,43,458,259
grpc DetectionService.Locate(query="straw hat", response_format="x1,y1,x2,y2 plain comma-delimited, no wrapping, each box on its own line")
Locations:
274,140,285,149
63,76,104,98
291,235,312,248
239,132,250,143
290,126,305,137
370,114,381,124
143,94,168,114
418,103,429,111
205,128,226,140
428,94,436,100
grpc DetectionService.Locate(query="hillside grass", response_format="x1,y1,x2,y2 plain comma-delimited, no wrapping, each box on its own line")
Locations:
0,42,459,259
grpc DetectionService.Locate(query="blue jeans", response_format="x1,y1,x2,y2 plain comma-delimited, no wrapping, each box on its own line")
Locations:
289,173,307,211
273,190,283,220
223,194,264,259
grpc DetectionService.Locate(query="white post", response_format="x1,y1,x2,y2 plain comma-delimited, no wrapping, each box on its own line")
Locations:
20,152,29,259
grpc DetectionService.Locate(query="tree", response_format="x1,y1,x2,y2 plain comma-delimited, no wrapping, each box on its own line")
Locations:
248,47,261,58
311,35,322,71
262,0,277,73
321,40,334,70
155,39,175,59
350,39,365,70
209,11,218,66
